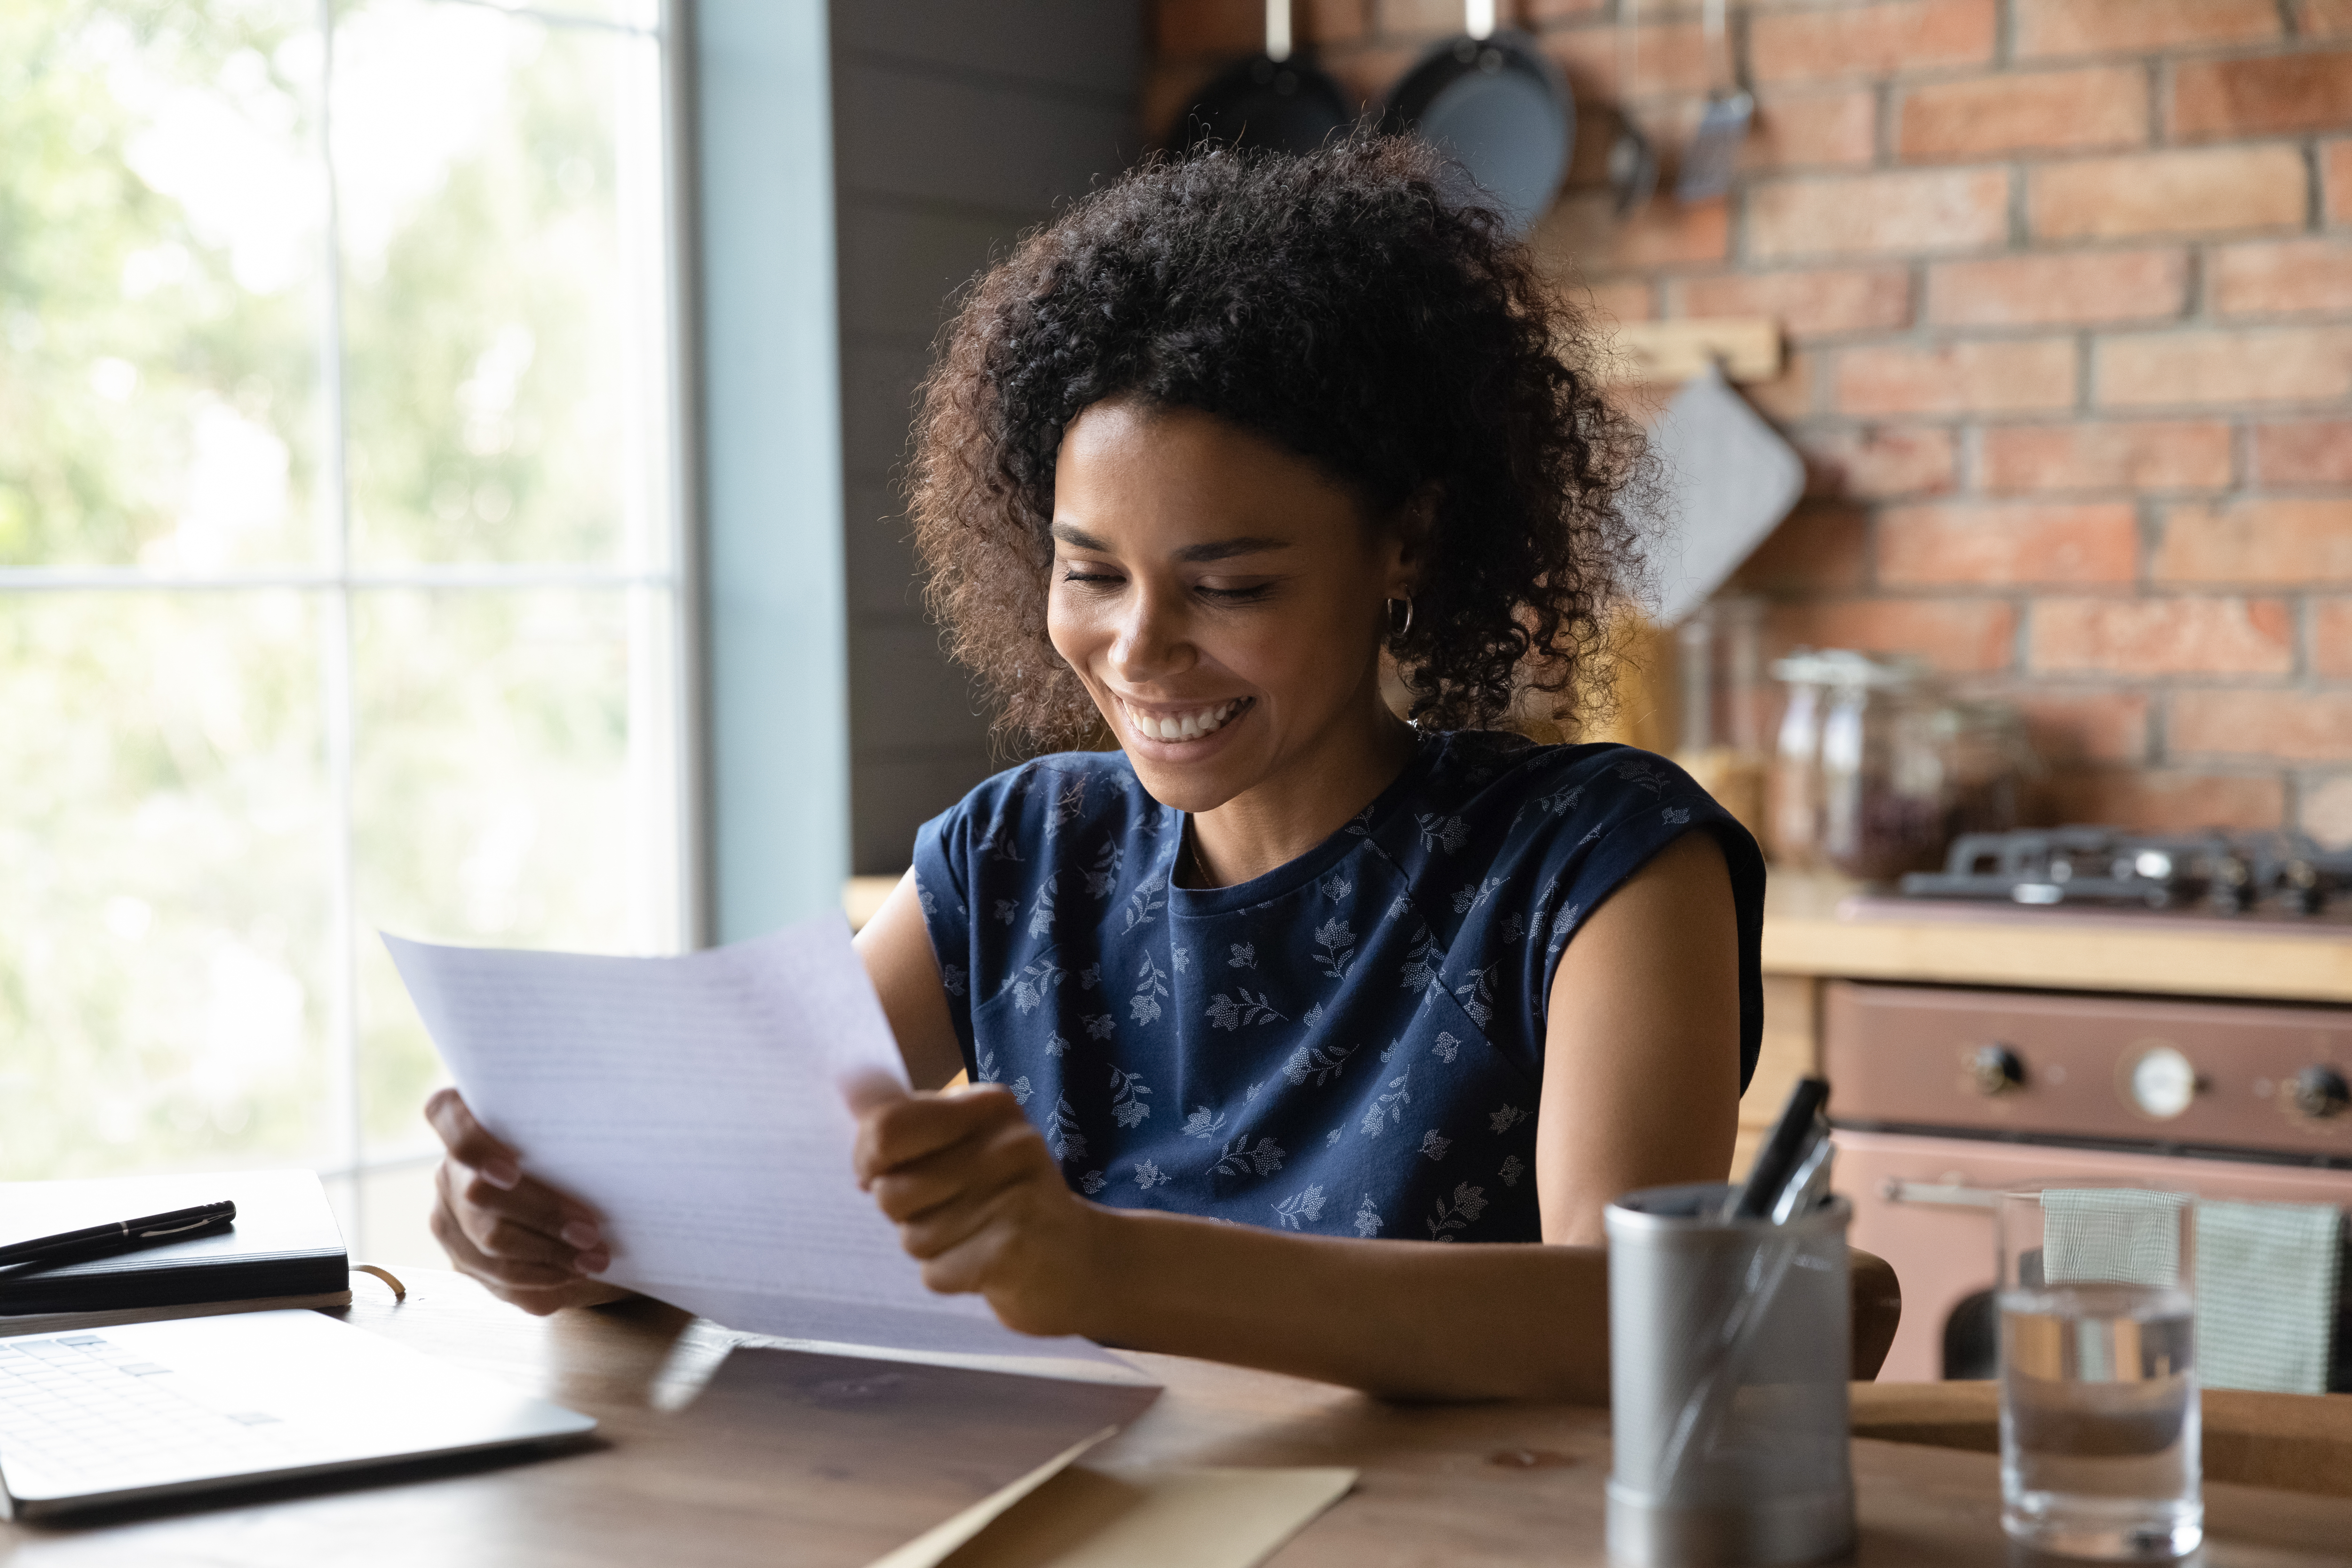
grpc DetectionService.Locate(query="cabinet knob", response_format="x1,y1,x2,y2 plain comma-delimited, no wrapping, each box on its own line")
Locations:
1967,1044,2025,1096
2287,1066,2350,1120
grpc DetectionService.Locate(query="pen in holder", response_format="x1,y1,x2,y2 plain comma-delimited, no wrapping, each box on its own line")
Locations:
1605,1181,1855,1568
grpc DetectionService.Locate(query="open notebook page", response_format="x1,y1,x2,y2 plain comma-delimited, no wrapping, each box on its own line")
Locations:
385,918,1124,1377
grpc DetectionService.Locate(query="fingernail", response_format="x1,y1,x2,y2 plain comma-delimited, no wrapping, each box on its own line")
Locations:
575,1250,610,1275
483,1159,522,1190
561,1220,602,1250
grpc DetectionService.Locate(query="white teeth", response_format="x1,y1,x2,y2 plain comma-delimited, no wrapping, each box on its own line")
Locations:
1123,697,1244,745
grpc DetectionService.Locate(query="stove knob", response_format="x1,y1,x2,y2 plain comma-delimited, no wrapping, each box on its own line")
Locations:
2287,1066,2351,1120
1967,1044,2025,1096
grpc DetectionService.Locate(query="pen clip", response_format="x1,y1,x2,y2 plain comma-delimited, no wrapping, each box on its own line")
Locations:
134,1214,226,1240
1768,1126,1834,1226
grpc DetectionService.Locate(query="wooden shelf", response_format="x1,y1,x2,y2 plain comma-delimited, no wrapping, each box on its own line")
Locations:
1597,316,1782,384
1762,873,2352,1006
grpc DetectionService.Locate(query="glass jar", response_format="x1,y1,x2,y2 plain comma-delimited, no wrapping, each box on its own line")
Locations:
1766,650,1835,868
1939,700,2034,839
1818,654,1947,882
1675,598,1768,840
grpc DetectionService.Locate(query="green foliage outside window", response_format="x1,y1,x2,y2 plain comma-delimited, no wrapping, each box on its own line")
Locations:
0,0,681,1207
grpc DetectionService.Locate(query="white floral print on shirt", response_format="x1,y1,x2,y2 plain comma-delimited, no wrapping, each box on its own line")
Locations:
1108,1066,1153,1128
1271,1184,1327,1229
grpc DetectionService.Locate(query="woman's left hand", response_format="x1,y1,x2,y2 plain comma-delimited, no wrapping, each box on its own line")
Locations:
847,1073,1107,1339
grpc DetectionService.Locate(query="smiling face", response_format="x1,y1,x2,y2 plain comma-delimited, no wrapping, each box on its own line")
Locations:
1046,397,1419,822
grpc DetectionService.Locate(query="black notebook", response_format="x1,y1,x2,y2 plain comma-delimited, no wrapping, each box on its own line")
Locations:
0,1170,350,1329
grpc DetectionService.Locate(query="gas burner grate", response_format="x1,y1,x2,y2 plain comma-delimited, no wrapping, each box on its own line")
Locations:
1900,828,2352,915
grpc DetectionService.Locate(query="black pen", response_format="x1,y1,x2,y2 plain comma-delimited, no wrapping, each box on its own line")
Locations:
0,1201,237,1273
1727,1077,1830,1220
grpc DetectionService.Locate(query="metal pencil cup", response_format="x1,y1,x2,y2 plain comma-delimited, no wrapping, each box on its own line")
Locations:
1605,1183,1855,1568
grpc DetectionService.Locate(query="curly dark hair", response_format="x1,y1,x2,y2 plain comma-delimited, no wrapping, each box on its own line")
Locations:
907,135,1648,751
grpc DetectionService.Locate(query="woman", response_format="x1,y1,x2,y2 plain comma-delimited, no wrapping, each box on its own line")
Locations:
425,139,1764,1403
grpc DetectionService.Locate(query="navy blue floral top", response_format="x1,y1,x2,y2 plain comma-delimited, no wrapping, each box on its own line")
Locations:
912,730,1764,1244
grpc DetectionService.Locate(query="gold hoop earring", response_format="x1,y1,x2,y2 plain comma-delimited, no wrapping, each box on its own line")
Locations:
1385,596,1414,639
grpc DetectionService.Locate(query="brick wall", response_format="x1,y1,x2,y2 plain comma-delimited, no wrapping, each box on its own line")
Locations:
1146,0,2352,843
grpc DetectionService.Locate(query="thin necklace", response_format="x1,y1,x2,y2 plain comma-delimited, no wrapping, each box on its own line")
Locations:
1183,826,1212,889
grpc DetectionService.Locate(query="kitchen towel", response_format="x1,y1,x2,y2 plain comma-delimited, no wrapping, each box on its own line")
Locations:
2041,1187,2192,1289
2195,1198,2344,1397
1629,360,1805,628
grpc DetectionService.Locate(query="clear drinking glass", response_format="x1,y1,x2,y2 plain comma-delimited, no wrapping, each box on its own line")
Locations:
1995,1187,2201,1561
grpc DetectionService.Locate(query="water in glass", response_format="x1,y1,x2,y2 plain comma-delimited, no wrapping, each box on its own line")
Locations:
1999,1281,2201,1560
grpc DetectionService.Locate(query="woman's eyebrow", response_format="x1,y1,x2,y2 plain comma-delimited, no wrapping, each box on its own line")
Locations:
1049,523,1112,551
1049,525,1293,564
1173,536,1291,564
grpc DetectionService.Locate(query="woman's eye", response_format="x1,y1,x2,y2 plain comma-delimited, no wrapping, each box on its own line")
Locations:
1058,567,1122,586
1199,583,1274,604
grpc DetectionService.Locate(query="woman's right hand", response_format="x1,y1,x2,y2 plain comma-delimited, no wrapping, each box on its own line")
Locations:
423,1088,631,1315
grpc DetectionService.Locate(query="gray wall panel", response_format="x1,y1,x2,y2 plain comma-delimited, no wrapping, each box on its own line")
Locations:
836,201,1016,342
844,478,923,619
850,621,993,753
835,63,1133,213
833,0,1139,96
838,338,932,481
833,1,1139,874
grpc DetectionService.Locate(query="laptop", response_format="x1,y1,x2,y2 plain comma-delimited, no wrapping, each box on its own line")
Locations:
0,1308,595,1519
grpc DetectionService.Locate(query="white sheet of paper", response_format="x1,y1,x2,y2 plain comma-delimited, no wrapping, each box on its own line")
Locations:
385,917,1116,1372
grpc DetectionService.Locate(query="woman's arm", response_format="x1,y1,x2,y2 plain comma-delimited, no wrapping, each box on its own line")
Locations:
1534,831,1741,1243
856,868,975,1092
852,830,1742,1402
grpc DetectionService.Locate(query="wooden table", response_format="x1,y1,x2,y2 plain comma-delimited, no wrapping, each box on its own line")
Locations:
8,1270,2352,1567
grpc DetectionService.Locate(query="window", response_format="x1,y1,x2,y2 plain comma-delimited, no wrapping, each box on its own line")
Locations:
0,0,693,1265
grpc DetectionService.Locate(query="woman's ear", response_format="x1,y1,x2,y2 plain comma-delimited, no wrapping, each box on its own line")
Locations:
1384,484,1442,597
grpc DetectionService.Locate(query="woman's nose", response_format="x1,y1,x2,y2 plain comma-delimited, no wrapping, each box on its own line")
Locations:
1108,585,1193,684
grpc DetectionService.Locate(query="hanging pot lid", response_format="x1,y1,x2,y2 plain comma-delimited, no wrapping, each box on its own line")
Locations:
1176,0,1351,156
1378,2,1573,235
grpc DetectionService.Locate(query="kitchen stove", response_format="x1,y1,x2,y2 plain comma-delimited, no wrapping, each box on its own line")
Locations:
1900,827,2352,915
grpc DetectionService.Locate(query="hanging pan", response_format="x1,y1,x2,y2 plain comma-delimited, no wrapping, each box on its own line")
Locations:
1176,0,1351,155
1378,0,1573,236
